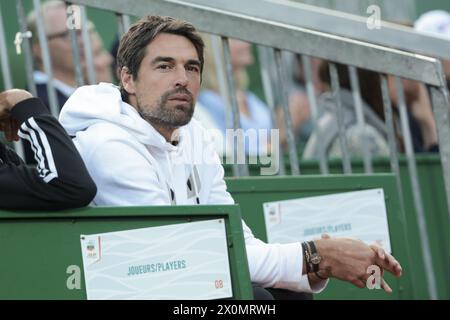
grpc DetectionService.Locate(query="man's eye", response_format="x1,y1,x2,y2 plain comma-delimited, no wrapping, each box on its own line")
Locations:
157,64,171,70
187,65,200,73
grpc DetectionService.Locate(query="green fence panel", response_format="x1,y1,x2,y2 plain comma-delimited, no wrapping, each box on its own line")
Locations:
225,155,450,299
226,174,415,300
0,205,253,300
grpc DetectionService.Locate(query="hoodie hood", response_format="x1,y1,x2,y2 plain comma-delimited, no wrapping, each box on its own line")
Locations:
59,82,171,150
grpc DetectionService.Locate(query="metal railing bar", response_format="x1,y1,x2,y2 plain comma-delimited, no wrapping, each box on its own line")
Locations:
302,55,328,174
329,62,351,174
68,0,443,87
348,65,372,173
274,48,299,175
395,76,438,300
221,36,249,176
32,0,60,117
80,5,96,85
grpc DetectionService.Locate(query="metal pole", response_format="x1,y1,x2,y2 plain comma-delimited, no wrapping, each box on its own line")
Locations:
211,36,232,133
257,45,286,176
379,74,418,299
428,85,450,222
32,0,60,117
0,7,12,90
348,65,372,173
302,55,328,174
65,2,84,87
329,62,351,174
221,36,249,176
80,5,96,85
122,14,131,32
379,75,404,209
211,35,238,176
395,76,438,300
274,48,300,175
16,0,37,97
116,13,131,35
0,6,25,160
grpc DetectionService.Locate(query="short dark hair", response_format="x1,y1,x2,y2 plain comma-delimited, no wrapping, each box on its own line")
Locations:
117,15,204,102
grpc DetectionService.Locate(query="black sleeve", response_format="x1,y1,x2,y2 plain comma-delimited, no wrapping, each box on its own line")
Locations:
0,98,97,210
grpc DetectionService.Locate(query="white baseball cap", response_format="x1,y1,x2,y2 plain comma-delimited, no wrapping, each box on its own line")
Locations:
414,10,450,40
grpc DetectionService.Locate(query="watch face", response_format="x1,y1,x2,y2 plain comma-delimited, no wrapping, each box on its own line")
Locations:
311,254,322,264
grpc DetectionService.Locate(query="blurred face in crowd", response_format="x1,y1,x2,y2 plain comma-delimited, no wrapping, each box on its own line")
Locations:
121,33,201,130
229,39,254,69
32,4,108,86
39,6,83,80
89,32,113,83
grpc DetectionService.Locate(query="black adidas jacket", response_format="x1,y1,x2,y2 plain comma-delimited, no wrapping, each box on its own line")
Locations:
0,98,96,210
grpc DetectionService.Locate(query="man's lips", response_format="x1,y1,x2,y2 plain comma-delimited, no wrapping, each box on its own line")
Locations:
168,94,191,102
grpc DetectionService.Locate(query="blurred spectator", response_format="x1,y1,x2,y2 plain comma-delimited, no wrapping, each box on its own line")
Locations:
89,31,113,83
198,37,272,156
275,54,316,152
28,0,113,108
26,0,112,163
415,10,450,90
28,0,83,108
303,62,389,159
387,76,439,153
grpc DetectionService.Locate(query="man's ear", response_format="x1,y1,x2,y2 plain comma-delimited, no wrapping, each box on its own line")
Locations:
120,67,136,95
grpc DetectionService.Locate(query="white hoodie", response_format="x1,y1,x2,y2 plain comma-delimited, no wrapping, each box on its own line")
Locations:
59,83,327,293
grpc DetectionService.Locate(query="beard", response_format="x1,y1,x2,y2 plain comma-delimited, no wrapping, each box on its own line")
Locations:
137,87,195,128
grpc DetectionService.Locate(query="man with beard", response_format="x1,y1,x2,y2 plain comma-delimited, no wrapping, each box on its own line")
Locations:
59,15,402,299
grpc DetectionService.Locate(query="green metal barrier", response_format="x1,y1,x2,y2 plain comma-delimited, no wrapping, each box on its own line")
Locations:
226,174,415,299
225,155,450,299
0,205,253,300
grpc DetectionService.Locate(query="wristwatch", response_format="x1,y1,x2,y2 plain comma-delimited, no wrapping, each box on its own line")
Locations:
306,241,321,272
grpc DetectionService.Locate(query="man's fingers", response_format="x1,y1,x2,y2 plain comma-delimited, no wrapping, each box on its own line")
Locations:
370,244,385,260
370,244,402,277
351,278,366,289
381,277,393,293
4,118,12,141
11,118,19,141
376,253,402,277
384,252,402,276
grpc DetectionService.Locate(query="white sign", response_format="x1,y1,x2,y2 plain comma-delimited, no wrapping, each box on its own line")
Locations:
263,189,392,252
80,219,232,300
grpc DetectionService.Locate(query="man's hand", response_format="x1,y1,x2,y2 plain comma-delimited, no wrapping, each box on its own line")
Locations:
314,237,402,293
0,118,20,141
369,243,402,293
0,89,32,141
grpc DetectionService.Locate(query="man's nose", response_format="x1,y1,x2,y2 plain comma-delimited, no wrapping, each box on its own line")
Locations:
174,68,189,88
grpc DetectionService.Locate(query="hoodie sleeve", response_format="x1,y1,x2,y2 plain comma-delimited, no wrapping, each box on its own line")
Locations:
205,139,328,293
0,98,97,210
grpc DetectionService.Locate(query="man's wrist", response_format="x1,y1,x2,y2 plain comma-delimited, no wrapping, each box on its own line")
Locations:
314,239,332,278
5,90,32,110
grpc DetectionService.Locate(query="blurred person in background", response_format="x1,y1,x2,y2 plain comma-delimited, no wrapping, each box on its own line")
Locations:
26,0,112,163
89,31,114,83
278,55,325,152
387,76,439,153
198,37,272,156
303,62,389,160
28,0,113,109
415,10,450,91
